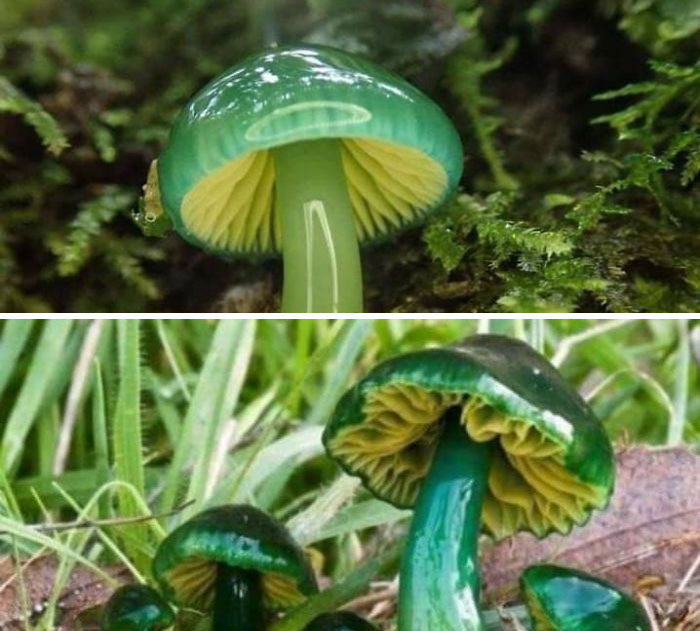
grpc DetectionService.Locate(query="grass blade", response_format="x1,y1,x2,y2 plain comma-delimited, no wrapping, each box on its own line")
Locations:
669,319,690,445
0,320,33,402
306,320,372,425
1,320,73,474
229,426,324,504
92,360,111,519
306,498,410,544
112,320,147,572
161,320,252,514
186,319,256,506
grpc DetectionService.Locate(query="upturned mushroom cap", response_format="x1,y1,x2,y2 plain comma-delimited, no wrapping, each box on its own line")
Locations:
520,565,651,631
101,584,174,631
305,612,379,631
152,505,317,612
155,44,463,256
323,334,615,539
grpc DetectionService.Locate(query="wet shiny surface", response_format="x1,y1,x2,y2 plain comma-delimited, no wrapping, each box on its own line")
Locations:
101,584,174,631
398,416,491,631
324,334,615,540
157,45,462,255
152,505,317,610
521,565,651,631
213,565,264,631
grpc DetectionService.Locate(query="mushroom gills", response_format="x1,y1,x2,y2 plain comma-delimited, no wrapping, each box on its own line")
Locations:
521,583,559,631
162,558,306,611
328,383,606,539
179,138,447,253
262,571,308,608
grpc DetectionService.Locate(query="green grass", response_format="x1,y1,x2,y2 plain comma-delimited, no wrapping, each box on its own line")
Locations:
0,318,697,630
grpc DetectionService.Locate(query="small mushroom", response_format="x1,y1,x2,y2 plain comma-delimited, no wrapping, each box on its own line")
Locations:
152,504,317,631
153,44,463,313
323,334,616,631
521,565,652,631
101,584,174,631
305,612,378,631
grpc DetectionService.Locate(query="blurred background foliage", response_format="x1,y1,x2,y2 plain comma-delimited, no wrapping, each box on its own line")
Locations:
0,0,699,312
0,318,698,629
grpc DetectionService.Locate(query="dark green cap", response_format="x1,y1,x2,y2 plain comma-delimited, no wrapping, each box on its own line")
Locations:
101,584,174,631
305,612,379,631
324,334,615,539
154,44,463,256
152,505,317,612
521,565,651,631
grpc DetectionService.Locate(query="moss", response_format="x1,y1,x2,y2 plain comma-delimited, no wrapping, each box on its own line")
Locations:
1,0,698,311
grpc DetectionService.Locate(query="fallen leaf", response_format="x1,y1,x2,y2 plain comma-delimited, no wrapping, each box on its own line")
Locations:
482,446,700,603
0,555,128,630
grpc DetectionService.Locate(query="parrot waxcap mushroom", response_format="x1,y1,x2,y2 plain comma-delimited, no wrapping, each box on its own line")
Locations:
323,334,615,631
101,584,174,631
521,565,651,631
155,44,463,313
152,504,317,631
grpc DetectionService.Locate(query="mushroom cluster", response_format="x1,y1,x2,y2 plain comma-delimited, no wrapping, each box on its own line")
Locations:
100,334,651,631
149,44,463,313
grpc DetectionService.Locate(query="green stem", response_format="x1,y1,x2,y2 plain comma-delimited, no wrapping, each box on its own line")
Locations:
398,409,493,631
213,565,265,631
273,139,363,313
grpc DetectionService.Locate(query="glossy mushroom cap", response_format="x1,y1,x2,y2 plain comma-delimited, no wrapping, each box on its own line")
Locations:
155,44,463,256
101,584,174,631
521,565,651,631
323,334,615,540
305,612,379,631
152,504,317,612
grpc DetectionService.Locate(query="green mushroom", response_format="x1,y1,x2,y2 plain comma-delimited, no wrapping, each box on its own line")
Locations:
101,584,174,631
521,565,651,631
152,504,317,631
323,334,616,631
150,44,463,313
305,612,379,631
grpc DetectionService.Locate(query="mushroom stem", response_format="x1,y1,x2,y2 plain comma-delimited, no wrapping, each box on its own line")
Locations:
398,408,493,631
274,139,363,313
213,564,265,631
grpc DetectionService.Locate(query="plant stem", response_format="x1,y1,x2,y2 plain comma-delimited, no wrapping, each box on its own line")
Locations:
213,565,265,631
246,0,279,48
398,409,493,631
269,543,402,631
273,139,363,313
669,318,689,446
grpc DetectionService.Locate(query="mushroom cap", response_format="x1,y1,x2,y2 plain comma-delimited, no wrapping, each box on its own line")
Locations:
156,44,463,257
305,612,379,631
323,334,615,540
101,584,174,631
520,565,651,631
152,504,317,612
